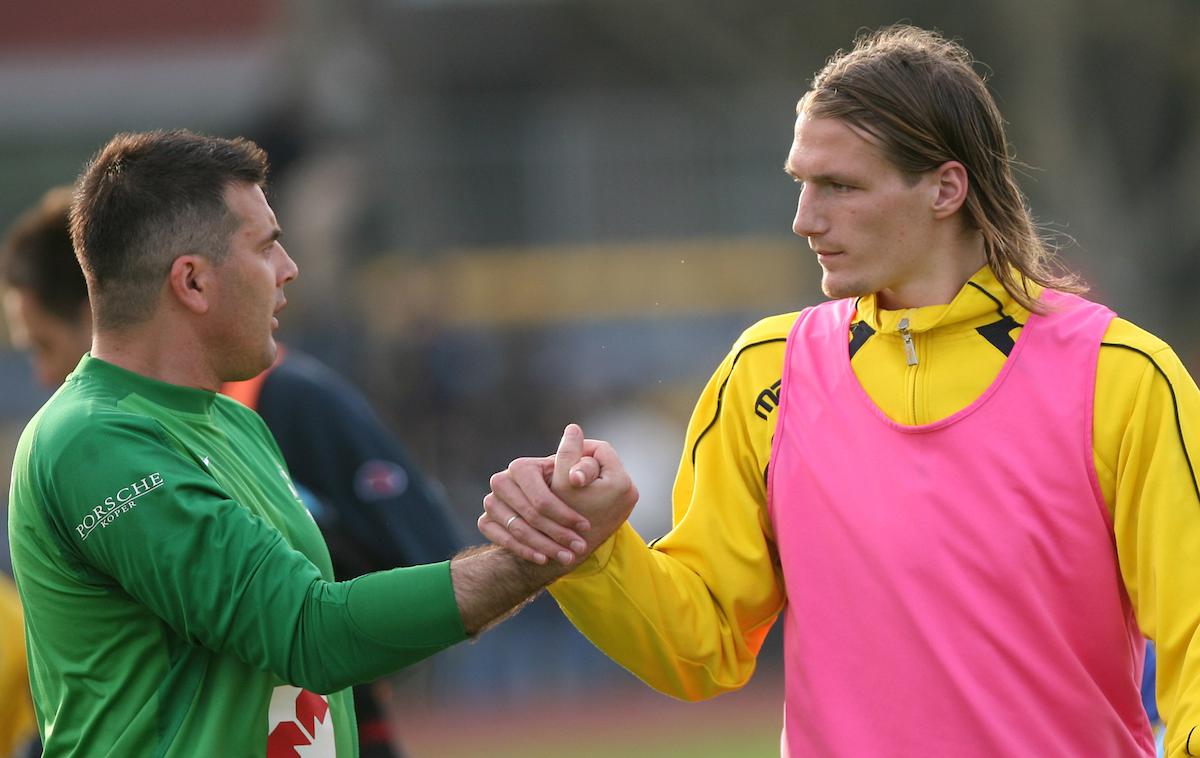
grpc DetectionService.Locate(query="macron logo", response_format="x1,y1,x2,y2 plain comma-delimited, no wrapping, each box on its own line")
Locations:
74,472,164,541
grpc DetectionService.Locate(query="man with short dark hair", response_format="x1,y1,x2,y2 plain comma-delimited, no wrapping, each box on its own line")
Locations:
482,26,1200,756
0,182,466,758
7,129,632,755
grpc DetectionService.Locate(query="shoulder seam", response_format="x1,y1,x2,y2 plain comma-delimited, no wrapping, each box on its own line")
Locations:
1100,342,1200,508
691,337,788,467
1101,321,1171,357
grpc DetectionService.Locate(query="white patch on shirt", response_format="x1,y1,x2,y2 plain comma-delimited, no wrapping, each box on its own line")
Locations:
266,685,336,757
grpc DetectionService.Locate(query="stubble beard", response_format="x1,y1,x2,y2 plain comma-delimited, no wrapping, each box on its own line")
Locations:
222,336,276,383
820,269,875,301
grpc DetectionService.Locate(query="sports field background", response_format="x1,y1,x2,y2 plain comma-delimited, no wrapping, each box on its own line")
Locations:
389,670,784,758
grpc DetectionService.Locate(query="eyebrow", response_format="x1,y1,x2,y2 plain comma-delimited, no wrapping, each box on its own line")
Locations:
781,165,850,185
259,227,282,247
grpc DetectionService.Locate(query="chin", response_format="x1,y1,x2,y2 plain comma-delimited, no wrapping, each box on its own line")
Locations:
821,274,874,301
222,345,276,383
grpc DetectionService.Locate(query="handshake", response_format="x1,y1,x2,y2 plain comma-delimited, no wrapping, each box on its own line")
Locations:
478,423,640,569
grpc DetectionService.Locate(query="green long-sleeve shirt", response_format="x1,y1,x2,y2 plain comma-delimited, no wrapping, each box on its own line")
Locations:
8,356,466,757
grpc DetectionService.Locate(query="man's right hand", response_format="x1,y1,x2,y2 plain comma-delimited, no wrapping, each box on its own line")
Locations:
478,424,638,566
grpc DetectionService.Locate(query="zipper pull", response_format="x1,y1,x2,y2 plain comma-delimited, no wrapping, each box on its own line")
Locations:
898,317,919,366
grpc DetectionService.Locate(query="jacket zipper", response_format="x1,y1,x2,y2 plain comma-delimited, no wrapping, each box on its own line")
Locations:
898,316,921,423
898,317,919,366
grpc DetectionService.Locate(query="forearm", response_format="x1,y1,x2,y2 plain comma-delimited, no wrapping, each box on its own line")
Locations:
240,558,467,693
450,544,568,635
550,524,782,701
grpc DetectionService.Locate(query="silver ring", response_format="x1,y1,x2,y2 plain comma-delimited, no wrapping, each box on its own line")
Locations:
505,515,519,530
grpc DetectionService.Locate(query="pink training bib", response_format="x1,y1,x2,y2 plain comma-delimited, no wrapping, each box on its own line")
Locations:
767,291,1152,757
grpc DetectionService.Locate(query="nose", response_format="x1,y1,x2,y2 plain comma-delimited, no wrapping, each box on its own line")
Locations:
278,245,299,286
792,187,827,242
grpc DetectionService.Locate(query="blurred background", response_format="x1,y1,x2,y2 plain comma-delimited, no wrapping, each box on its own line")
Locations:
0,0,1197,755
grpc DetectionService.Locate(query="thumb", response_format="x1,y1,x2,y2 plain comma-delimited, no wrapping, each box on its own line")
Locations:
551,423,584,491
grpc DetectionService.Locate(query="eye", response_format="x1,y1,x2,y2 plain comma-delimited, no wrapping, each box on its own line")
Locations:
831,182,853,193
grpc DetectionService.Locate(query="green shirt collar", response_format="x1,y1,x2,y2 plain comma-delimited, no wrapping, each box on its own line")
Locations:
71,354,218,415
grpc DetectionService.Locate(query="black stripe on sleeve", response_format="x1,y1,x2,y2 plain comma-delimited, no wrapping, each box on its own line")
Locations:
692,338,788,467
1101,342,1200,507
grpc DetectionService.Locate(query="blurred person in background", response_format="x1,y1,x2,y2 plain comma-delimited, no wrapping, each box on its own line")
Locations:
220,345,465,757
0,574,36,757
483,25,1197,757
0,186,84,758
1,188,92,389
5,130,620,755
0,180,466,756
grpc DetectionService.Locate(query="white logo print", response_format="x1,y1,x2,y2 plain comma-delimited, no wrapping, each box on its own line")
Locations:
74,472,164,541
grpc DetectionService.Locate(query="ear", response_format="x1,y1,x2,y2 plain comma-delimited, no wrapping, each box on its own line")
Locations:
167,255,214,315
930,160,969,219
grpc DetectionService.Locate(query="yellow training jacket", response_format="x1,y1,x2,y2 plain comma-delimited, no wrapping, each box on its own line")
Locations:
550,266,1200,756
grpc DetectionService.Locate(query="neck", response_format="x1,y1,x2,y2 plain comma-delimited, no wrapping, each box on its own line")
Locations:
876,230,988,310
91,322,220,391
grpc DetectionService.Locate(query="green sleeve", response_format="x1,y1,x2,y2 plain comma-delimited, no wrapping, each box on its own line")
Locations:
33,410,466,693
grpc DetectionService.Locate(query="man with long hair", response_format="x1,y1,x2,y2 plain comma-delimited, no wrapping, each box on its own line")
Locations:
481,25,1199,756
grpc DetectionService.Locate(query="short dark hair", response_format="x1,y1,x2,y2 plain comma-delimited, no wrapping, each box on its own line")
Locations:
71,129,269,329
800,25,1083,312
1,186,88,323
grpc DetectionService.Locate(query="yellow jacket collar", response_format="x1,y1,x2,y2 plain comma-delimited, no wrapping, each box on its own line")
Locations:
855,266,1040,335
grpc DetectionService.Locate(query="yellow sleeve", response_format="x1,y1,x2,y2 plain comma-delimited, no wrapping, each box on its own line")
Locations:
549,314,795,701
0,575,37,754
1095,319,1200,756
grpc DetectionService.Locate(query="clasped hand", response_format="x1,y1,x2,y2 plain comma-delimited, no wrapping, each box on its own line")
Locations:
478,423,638,566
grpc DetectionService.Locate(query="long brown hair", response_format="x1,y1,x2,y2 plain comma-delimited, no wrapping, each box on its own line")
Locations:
800,25,1083,311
